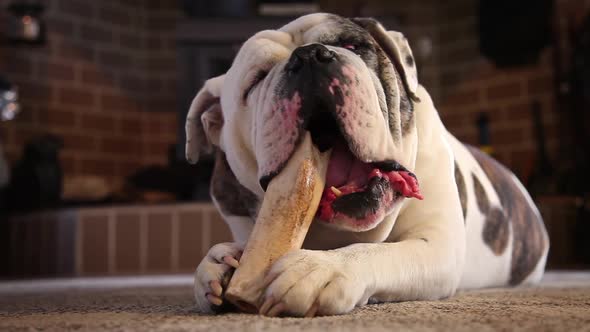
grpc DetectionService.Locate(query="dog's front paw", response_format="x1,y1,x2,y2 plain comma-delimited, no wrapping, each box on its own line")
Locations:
194,242,243,314
259,249,365,317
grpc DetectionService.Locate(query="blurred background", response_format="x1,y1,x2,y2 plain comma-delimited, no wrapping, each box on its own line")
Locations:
0,0,588,279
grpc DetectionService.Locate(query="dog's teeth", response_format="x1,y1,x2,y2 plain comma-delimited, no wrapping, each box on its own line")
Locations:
331,186,342,197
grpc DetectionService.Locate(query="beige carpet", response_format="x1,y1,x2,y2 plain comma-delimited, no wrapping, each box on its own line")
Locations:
1,272,589,332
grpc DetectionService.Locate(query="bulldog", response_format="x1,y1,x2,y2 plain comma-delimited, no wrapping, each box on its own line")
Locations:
186,13,550,316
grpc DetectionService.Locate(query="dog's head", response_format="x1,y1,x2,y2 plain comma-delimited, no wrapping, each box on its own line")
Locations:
186,13,422,232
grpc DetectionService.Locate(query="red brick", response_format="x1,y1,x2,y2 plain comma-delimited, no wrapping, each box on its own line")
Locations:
492,127,526,145
494,152,511,168
46,16,75,36
0,124,11,142
62,133,97,152
39,108,77,127
120,116,144,134
120,73,146,92
147,0,179,10
5,56,33,77
147,140,171,156
98,50,130,68
59,0,96,19
119,31,142,50
510,150,535,176
10,127,40,146
11,103,38,124
101,93,140,112
80,24,113,44
163,79,177,94
487,81,523,100
146,36,162,49
147,55,176,72
147,14,177,30
37,60,75,81
58,87,95,107
101,137,142,156
504,102,532,121
117,160,143,176
441,113,468,129
527,76,553,95
81,113,117,132
60,154,79,175
81,67,115,86
146,78,162,91
99,6,132,26
119,0,144,7
442,88,482,108
18,82,53,103
56,41,95,62
144,97,176,113
80,157,116,176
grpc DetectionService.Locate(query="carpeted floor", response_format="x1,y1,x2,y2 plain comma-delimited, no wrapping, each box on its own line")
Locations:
1,272,589,331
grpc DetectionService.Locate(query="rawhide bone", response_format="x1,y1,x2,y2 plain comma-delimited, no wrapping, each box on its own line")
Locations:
225,132,329,313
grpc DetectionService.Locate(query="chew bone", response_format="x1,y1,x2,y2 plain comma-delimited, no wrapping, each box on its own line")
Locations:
225,132,329,313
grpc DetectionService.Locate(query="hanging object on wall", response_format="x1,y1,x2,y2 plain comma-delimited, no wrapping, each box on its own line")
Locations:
476,112,493,156
479,0,553,67
4,1,45,45
0,75,20,121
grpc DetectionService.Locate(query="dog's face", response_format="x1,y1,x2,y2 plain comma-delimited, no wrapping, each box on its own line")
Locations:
186,13,422,232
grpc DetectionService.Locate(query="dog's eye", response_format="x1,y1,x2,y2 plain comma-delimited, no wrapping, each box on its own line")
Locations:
243,70,268,101
338,40,370,55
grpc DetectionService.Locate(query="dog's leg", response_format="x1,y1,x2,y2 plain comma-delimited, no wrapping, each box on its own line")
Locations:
259,219,464,317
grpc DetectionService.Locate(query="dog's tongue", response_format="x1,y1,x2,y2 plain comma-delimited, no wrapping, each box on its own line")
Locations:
324,141,423,199
318,142,423,222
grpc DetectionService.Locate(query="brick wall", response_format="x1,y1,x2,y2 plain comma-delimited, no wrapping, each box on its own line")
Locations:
0,0,179,188
436,0,558,179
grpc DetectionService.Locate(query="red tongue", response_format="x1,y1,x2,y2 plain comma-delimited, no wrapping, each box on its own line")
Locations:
324,141,423,200
385,171,424,200
319,141,424,221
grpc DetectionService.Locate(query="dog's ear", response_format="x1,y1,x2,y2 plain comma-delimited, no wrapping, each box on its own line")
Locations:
185,74,225,164
351,18,419,101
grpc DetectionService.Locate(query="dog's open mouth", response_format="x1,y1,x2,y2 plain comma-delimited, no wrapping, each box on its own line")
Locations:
307,110,423,227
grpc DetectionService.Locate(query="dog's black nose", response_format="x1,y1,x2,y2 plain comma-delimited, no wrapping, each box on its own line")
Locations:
285,44,335,73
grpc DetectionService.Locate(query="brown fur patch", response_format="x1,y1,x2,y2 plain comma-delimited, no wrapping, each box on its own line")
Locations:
468,146,548,285
483,207,510,255
454,161,467,222
472,172,509,255
210,151,259,218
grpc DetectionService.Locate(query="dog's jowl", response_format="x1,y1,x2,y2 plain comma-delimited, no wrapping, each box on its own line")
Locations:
185,13,549,316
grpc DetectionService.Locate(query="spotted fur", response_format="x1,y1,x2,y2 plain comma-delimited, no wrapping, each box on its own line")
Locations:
468,146,548,285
